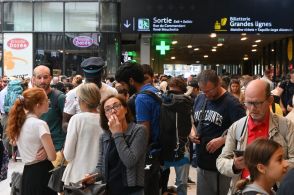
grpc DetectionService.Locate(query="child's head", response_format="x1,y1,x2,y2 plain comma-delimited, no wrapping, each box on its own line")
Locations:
245,138,288,182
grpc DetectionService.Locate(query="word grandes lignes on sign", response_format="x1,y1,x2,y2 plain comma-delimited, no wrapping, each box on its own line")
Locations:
152,17,193,32
229,17,293,33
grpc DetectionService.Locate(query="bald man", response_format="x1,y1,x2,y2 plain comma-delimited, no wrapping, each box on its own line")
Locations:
216,79,294,194
33,65,66,153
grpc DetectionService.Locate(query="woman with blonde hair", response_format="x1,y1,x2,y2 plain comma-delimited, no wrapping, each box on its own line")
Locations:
6,88,56,195
62,83,103,185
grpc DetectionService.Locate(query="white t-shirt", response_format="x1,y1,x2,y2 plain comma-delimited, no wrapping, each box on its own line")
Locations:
63,82,117,115
17,114,51,163
62,112,102,185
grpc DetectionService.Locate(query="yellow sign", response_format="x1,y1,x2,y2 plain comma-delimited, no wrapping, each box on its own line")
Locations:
288,38,293,61
214,18,228,32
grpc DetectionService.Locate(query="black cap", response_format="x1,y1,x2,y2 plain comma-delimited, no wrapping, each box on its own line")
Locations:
81,57,105,78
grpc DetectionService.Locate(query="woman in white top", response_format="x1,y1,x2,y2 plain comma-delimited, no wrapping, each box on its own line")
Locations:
6,88,56,195
62,83,102,185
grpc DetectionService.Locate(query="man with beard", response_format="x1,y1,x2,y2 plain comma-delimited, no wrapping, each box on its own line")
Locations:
33,65,66,153
191,69,246,195
115,62,161,195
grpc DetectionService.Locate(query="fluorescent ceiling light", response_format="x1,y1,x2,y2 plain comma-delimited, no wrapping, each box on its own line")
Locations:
210,33,217,38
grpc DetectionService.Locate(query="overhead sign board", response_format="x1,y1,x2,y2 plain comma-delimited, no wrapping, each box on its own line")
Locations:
121,0,294,34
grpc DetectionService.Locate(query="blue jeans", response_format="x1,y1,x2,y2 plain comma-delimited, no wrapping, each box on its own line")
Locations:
174,164,189,195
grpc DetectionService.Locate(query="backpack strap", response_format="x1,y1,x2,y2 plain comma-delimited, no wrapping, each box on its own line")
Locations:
272,102,276,113
277,115,288,142
139,90,162,103
235,116,248,150
195,97,207,136
51,89,63,115
174,112,180,158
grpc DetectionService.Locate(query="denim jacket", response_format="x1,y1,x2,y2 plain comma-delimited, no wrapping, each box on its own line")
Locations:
94,122,148,187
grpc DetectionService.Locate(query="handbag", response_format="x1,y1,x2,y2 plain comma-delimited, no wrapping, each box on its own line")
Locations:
10,172,22,195
48,156,66,192
64,182,107,195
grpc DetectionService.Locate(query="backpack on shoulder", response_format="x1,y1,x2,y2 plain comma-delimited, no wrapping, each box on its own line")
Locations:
4,80,23,113
159,92,193,161
128,90,193,161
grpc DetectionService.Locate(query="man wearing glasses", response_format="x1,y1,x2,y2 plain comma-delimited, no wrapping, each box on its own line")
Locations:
217,79,294,194
191,70,246,195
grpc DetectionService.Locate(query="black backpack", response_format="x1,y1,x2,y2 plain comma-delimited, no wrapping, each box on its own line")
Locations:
159,92,193,161
128,90,193,161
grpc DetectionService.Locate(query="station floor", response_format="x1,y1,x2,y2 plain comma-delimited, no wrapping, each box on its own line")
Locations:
0,160,196,195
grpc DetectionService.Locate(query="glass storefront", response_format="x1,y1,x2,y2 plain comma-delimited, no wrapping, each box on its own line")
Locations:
0,1,120,77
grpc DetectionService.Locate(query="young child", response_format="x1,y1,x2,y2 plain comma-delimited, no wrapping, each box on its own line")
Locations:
235,139,288,195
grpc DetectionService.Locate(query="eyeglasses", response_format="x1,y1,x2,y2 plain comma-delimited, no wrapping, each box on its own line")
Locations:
201,86,218,94
104,103,122,114
244,99,267,108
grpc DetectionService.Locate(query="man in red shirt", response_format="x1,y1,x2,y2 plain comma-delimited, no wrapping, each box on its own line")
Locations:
216,79,294,194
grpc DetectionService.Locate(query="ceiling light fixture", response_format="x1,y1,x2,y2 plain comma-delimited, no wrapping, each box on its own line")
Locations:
204,55,209,58
252,44,258,47
187,45,193,48
172,41,178,44
255,39,262,43
211,48,217,52
196,61,200,63
217,43,223,47
241,37,247,41
213,46,217,49
194,48,199,51
271,49,275,52
241,33,247,36
171,56,176,60
251,49,257,52
243,55,249,60
210,33,217,38
216,64,220,67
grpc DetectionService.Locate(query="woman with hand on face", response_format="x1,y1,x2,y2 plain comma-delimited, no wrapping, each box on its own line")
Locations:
235,139,289,195
62,83,102,186
6,88,56,195
87,95,148,195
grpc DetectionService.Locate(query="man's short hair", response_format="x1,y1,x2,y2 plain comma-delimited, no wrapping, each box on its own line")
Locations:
197,69,219,86
141,64,154,78
115,62,145,84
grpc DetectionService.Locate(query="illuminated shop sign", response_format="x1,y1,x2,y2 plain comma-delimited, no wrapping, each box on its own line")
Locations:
73,36,94,48
121,0,294,34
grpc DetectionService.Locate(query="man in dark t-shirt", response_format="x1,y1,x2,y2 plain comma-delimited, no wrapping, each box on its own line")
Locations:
276,70,294,115
191,70,246,195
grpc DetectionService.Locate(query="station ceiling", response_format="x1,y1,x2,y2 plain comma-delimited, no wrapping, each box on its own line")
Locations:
121,33,293,65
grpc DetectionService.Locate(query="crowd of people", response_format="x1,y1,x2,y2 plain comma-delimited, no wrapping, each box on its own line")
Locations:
0,59,294,195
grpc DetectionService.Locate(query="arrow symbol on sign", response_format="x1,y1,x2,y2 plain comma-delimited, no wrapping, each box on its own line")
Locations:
124,20,131,28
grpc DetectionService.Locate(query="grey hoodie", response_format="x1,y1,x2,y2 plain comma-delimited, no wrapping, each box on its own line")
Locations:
242,183,275,195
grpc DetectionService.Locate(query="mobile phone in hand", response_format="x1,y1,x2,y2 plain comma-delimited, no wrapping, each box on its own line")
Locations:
233,149,244,157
